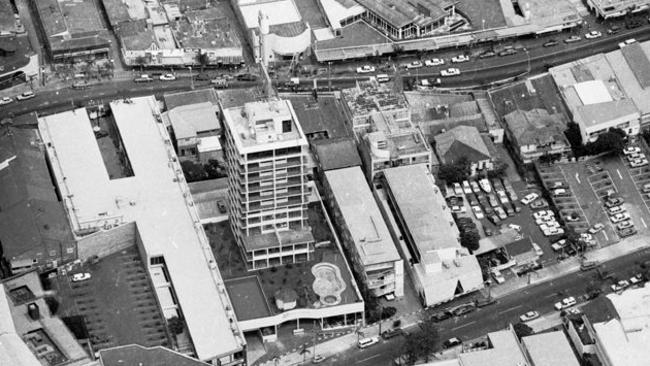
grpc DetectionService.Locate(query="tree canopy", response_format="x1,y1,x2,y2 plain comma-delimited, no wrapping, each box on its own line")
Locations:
438,156,471,183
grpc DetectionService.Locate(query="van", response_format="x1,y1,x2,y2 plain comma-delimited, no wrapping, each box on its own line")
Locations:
357,336,379,349
376,74,390,83
580,261,599,271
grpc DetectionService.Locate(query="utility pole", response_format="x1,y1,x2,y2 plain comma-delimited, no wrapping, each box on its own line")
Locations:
188,66,194,90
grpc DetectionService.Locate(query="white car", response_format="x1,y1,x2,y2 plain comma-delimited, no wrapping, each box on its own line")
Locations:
554,296,577,311
623,146,641,155
424,58,445,66
404,61,423,69
532,243,543,256
521,193,539,205
588,223,605,234
440,68,460,77
544,227,564,236
629,274,643,286
451,55,469,63
159,73,176,81
470,181,481,194
519,311,540,322
617,220,634,230
618,38,636,48
0,96,12,105
551,239,567,251
356,65,376,74
462,180,472,194
610,212,630,223
16,91,35,101
71,273,91,282
585,31,602,39
472,206,484,219
607,206,625,215
533,210,553,220
611,280,630,292
508,223,521,231
631,159,648,167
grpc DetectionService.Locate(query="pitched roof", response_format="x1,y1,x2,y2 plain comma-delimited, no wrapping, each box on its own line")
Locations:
99,344,211,366
312,138,361,171
434,125,490,164
503,108,567,146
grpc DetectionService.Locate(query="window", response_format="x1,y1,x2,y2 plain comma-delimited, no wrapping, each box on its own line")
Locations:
282,120,292,133
150,256,165,265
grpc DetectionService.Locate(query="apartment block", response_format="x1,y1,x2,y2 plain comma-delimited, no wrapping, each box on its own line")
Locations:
222,99,315,270
323,166,403,298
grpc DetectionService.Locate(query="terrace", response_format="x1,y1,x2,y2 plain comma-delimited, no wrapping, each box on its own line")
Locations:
206,203,360,318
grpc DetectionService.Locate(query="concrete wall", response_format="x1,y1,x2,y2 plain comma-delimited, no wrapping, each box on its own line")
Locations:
76,222,136,260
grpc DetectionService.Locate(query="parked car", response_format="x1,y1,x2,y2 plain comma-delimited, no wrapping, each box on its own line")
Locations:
604,197,624,208
159,73,176,81
491,270,505,284
0,96,12,105
356,65,376,74
530,199,548,209
381,328,404,340
618,227,637,238
462,180,472,194
543,39,560,47
498,48,517,56
519,311,540,322
312,354,327,364
607,26,621,34
440,68,461,76
611,280,630,292
616,220,634,230
357,336,379,349
521,193,539,205
474,298,497,308
404,61,423,69
443,337,462,349
585,31,602,39
453,182,463,195
610,212,631,223
430,311,451,322
71,273,91,282
580,261,599,271
564,35,582,43
16,91,35,100
424,58,445,66
451,55,469,63
607,206,625,215
551,239,568,251
532,243,543,256
554,296,577,310
495,207,507,220
479,51,496,59
472,206,484,219
623,146,641,155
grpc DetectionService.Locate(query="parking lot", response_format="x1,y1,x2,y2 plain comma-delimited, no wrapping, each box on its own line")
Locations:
52,247,170,350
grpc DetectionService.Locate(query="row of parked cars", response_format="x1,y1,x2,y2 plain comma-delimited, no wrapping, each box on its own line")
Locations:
600,192,636,238
450,178,519,227
532,209,564,237
623,145,648,168
0,91,36,105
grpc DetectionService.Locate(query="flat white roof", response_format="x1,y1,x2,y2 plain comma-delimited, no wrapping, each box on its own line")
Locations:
319,0,365,30
522,331,580,366
222,99,308,154
574,80,613,105
38,96,243,361
594,319,650,366
606,284,650,332
459,329,528,366
238,0,302,29
325,166,400,266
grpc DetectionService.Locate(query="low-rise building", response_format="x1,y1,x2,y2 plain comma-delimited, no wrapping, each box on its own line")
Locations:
232,0,311,64
0,123,76,275
503,237,540,275
434,125,494,172
342,81,433,181
165,102,223,163
312,138,362,173
522,331,580,366
323,166,404,298
38,96,246,365
549,45,650,142
99,344,212,366
31,0,111,61
381,165,483,306
585,0,650,18
1,271,91,366
503,108,572,164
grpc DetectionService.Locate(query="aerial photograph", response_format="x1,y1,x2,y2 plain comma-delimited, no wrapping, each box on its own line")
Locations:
1,0,650,365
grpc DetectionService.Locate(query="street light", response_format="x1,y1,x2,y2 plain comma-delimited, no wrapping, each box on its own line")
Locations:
188,66,194,90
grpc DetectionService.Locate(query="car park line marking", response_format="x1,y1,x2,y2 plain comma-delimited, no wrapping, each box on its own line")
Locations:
617,169,623,180
451,320,476,331
575,173,581,184
641,217,647,229
603,231,609,241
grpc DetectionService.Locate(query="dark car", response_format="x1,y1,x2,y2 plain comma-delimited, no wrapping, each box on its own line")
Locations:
607,26,620,34
236,73,258,81
604,197,624,208
618,227,637,238
430,311,451,322
475,298,496,308
381,328,404,340
498,48,517,56
443,337,462,349
626,20,642,29
451,304,475,316
479,51,496,59
217,200,227,214
543,39,559,47
195,73,211,81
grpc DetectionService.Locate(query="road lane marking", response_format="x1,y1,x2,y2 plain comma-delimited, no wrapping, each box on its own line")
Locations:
356,354,382,364
502,304,523,313
451,320,476,331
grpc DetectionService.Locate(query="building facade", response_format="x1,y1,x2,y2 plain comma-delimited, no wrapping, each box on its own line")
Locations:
323,166,404,298
585,0,650,18
222,99,315,270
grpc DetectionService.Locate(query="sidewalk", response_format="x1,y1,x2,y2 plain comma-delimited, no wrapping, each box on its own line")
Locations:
255,234,650,366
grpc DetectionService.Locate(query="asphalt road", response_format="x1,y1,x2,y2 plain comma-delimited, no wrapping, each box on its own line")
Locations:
327,246,650,366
